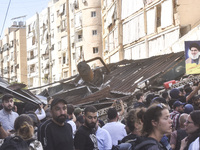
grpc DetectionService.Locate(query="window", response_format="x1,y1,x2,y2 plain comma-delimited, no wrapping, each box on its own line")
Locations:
51,44,54,50
92,30,97,35
63,54,66,64
53,75,55,82
93,47,98,53
59,57,61,64
57,26,59,33
73,70,76,75
71,19,74,28
63,71,68,78
156,5,161,27
61,20,66,31
51,14,54,22
28,25,31,33
11,66,13,73
58,41,61,50
78,34,82,41
52,59,55,66
30,51,34,59
11,52,14,60
73,53,76,60
91,11,96,17
57,10,59,17
10,40,14,48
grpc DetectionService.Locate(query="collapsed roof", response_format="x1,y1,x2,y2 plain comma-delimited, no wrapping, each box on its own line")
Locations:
0,78,42,105
38,51,185,109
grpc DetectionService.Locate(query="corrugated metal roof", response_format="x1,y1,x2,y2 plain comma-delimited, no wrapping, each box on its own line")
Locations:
48,52,185,105
104,51,184,95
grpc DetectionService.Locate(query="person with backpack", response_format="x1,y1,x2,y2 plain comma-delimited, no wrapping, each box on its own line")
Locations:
111,108,146,150
134,103,172,150
0,114,43,150
120,108,145,145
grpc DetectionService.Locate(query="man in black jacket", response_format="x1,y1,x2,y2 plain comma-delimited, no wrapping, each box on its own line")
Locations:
38,98,73,150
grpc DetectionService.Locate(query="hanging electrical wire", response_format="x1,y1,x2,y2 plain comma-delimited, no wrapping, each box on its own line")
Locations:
0,0,12,38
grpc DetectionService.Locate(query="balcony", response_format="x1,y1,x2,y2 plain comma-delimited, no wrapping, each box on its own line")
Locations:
3,70,9,75
10,71,15,77
29,72,37,78
43,68,49,74
28,57,38,65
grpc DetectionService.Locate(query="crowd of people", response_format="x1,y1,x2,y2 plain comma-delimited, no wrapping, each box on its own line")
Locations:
0,79,200,150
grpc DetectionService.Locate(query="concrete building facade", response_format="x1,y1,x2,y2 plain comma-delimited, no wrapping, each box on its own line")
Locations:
25,0,102,91
2,0,200,92
69,0,103,72
0,22,27,84
101,0,200,63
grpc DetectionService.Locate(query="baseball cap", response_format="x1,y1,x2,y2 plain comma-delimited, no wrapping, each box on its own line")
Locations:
184,104,194,114
170,88,180,99
50,98,67,109
173,100,185,109
74,107,83,117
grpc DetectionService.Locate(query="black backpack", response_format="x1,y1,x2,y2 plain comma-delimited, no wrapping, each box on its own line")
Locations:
0,136,35,150
134,139,158,150
112,137,158,150
112,143,132,150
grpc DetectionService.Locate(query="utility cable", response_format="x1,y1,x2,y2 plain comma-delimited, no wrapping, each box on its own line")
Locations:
0,0,12,38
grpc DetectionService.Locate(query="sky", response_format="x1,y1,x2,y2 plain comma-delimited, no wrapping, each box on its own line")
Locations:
0,0,50,39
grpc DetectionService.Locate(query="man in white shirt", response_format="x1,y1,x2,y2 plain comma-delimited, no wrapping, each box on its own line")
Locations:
96,120,112,150
0,94,19,131
102,108,127,146
66,104,76,138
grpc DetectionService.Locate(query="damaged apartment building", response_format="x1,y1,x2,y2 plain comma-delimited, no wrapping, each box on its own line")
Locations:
102,0,200,63
1,0,200,94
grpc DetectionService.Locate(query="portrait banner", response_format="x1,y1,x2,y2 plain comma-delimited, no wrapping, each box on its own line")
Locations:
185,41,200,74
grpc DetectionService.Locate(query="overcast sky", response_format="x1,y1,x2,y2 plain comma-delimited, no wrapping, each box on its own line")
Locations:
0,0,49,38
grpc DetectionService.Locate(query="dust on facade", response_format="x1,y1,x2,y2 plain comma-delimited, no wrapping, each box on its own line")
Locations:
0,0,200,94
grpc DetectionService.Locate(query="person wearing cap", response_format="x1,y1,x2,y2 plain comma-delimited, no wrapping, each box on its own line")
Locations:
37,98,73,150
169,88,181,109
74,106,98,150
170,101,185,131
74,107,83,118
184,104,194,114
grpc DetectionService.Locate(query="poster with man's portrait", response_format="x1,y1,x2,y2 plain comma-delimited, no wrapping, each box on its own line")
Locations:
185,41,200,74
